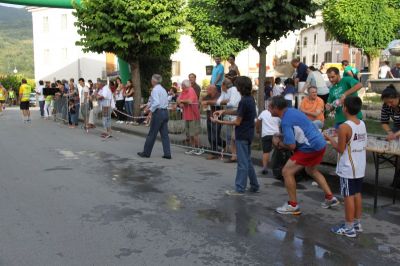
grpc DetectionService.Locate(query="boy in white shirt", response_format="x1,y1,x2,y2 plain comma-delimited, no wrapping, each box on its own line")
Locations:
325,96,366,238
256,99,281,175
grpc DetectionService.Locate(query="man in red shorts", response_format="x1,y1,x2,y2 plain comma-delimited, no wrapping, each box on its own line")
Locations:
268,96,339,215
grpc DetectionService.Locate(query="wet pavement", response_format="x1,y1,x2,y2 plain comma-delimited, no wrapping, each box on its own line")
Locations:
0,108,399,265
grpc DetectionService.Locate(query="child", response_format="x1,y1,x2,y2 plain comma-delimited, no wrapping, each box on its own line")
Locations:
211,76,259,195
325,96,366,238
256,98,281,175
44,94,53,120
68,99,76,128
282,78,295,108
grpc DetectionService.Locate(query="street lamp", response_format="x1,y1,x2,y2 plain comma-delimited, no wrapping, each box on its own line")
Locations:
335,50,340,63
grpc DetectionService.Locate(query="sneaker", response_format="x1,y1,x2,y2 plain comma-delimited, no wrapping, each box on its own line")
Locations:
247,187,260,193
331,224,356,238
276,202,301,215
185,149,196,155
225,190,244,196
321,196,340,209
353,222,363,233
261,169,269,175
193,149,205,155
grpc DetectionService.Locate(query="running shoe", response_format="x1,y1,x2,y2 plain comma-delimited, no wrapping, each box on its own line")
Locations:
225,190,244,196
321,196,340,209
276,202,301,215
353,222,363,233
331,224,356,238
185,149,196,155
193,149,205,155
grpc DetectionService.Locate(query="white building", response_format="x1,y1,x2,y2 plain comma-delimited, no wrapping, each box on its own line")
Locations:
28,7,106,83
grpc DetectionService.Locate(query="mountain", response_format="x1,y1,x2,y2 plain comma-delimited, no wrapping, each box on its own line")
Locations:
0,5,34,78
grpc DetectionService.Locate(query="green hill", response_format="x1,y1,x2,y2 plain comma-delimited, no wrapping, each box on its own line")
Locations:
0,5,34,78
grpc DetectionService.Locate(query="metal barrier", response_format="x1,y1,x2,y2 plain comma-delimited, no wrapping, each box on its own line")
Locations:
167,103,234,158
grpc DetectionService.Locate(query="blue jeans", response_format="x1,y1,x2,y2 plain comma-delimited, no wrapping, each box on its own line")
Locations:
235,139,259,193
125,100,134,121
39,100,45,117
143,109,171,157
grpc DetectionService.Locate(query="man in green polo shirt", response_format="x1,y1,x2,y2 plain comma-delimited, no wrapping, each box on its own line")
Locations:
326,67,363,128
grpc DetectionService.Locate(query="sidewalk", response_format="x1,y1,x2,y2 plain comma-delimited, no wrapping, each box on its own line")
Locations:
109,119,400,205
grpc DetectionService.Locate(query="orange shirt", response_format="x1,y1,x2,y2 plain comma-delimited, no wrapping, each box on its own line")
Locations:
300,96,325,122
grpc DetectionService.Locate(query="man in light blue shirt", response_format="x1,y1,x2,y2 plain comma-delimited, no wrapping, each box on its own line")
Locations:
138,74,171,159
211,56,224,93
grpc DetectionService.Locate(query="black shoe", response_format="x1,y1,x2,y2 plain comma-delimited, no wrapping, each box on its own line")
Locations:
261,169,269,175
162,155,172,159
137,152,150,158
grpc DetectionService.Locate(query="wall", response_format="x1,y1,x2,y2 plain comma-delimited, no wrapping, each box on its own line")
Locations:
29,7,105,83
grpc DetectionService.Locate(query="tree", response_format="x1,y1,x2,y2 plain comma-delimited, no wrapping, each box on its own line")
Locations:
73,0,186,115
323,0,400,79
187,0,248,60
212,0,319,111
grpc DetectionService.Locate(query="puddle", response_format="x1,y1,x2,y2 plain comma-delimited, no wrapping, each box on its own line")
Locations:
166,195,183,210
44,166,73,171
272,228,355,263
57,149,79,160
197,209,231,224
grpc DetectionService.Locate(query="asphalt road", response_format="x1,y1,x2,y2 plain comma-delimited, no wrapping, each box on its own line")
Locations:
0,108,399,266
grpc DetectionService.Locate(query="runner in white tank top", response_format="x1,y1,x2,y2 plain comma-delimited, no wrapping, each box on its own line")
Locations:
336,120,367,179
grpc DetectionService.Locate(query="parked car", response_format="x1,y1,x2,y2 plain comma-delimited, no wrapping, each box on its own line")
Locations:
29,92,37,107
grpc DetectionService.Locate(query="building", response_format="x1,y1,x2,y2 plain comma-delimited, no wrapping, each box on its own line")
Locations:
28,7,107,83
296,23,364,70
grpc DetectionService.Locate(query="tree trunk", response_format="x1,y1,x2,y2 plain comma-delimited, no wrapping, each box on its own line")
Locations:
367,54,380,80
130,60,142,117
257,44,267,113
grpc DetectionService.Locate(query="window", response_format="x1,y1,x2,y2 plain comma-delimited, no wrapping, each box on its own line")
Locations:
43,16,49,33
303,37,307,47
324,51,332,62
296,40,300,55
172,61,181,76
312,54,319,65
302,56,307,65
314,33,318,45
43,49,50,63
61,14,67,31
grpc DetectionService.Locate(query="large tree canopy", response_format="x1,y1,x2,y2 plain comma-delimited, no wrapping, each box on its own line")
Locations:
187,0,247,59
323,0,400,78
73,0,185,114
212,0,319,111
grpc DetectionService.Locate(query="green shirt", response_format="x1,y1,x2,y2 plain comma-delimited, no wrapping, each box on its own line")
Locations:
328,76,362,124
343,65,359,77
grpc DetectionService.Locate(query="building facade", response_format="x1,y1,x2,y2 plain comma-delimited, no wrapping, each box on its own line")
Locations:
28,7,106,83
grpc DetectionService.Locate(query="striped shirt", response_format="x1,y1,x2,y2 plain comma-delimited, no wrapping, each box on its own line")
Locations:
380,103,400,130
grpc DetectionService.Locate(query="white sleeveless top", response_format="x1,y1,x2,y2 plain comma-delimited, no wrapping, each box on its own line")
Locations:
336,120,367,179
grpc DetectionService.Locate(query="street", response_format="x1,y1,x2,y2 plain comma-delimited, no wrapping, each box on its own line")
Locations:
0,108,399,266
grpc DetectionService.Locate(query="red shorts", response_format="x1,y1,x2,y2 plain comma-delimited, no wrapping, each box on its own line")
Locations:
290,147,326,167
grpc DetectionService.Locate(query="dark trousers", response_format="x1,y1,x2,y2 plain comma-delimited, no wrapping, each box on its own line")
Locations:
143,109,171,157
116,100,125,121
39,100,45,117
207,119,225,151
318,93,329,105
